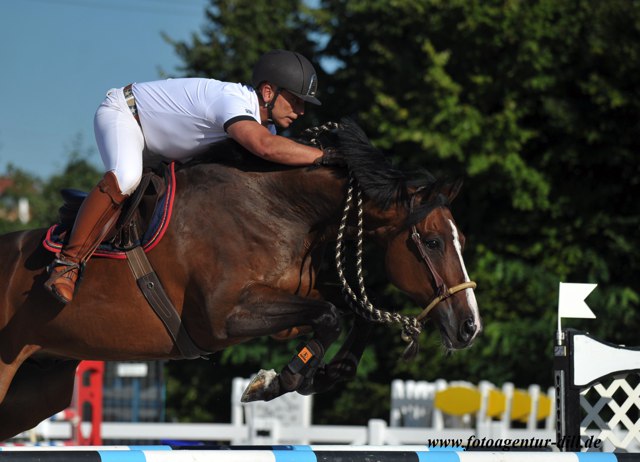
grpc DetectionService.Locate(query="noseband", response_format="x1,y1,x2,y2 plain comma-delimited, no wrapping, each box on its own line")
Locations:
408,193,477,323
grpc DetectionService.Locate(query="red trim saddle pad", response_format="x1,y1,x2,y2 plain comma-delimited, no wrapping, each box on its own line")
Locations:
42,162,177,260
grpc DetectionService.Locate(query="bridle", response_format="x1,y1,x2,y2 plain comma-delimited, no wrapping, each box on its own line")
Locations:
334,174,477,355
408,192,477,323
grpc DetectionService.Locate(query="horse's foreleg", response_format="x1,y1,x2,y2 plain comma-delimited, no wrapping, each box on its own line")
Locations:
299,316,373,395
0,358,78,441
226,285,342,402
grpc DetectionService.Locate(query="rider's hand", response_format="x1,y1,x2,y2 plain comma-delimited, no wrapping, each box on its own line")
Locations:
314,148,346,167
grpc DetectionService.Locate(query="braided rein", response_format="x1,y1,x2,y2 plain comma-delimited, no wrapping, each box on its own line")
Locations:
334,175,423,352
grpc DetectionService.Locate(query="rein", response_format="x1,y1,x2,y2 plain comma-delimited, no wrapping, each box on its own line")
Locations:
334,174,477,357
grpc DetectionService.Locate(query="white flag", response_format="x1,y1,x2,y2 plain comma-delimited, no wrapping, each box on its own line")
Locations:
558,282,597,319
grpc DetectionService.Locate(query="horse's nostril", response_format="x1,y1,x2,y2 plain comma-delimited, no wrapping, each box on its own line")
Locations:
459,318,477,342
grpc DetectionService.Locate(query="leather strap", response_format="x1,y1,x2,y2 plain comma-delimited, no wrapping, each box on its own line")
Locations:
123,84,141,127
411,228,447,297
408,191,477,323
125,246,209,359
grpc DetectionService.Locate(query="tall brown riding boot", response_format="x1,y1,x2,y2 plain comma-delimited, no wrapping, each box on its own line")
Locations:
44,171,128,304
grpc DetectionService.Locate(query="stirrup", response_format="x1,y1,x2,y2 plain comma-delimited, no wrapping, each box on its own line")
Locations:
46,258,86,288
47,258,82,277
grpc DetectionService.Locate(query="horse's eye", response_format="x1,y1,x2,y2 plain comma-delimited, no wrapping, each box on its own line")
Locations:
425,239,439,249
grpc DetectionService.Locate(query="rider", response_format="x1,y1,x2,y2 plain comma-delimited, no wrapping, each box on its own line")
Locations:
44,49,325,304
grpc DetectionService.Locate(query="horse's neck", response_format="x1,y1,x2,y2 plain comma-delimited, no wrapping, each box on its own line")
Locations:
174,163,346,232
176,164,404,241
266,168,348,224
280,168,407,242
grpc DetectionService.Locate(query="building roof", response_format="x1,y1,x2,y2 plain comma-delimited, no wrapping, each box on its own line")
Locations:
0,178,13,195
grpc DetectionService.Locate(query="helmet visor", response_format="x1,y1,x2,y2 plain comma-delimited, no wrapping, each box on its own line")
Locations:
289,90,321,106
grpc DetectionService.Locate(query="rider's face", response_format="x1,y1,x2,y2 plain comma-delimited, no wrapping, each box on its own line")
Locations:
271,89,305,128
260,83,305,129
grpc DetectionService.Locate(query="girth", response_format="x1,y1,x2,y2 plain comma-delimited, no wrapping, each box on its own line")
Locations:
125,246,209,359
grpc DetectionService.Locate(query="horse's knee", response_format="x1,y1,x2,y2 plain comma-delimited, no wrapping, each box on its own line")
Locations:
314,304,341,342
325,304,340,326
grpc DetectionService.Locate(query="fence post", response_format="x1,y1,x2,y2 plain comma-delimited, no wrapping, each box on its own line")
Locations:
249,417,280,444
554,328,581,451
74,361,104,446
367,418,387,445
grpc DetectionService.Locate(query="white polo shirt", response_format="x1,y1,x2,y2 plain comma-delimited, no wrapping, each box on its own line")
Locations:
132,78,274,160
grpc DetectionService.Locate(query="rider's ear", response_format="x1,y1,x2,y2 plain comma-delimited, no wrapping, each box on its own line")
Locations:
260,83,275,104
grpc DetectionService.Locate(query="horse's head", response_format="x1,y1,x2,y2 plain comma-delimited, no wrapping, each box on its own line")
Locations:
310,118,481,353
383,181,481,351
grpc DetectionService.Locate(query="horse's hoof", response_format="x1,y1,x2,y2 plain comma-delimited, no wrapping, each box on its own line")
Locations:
241,369,280,402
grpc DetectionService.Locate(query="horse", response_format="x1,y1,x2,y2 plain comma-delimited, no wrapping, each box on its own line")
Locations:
0,120,480,440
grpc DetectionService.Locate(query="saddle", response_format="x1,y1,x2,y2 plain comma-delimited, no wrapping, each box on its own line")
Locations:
43,162,176,258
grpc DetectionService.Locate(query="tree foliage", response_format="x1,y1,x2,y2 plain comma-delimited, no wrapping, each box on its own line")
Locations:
162,0,640,424
3,0,637,426
0,136,100,233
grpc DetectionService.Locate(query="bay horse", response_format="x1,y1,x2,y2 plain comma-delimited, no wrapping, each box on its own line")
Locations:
0,120,480,440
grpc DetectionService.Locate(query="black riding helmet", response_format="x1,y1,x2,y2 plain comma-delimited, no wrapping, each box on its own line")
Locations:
252,50,321,106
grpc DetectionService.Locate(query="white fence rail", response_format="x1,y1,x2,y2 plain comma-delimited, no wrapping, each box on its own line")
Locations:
20,376,556,446
35,419,555,446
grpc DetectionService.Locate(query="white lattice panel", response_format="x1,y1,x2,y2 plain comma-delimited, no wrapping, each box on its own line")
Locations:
580,376,640,450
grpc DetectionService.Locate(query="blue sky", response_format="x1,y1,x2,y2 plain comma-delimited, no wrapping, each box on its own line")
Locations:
0,0,211,179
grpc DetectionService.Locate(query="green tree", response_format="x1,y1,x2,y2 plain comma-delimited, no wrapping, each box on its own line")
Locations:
38,156,101,226
318,0,640,388
166,2,320,85
165,0,326,129
163,0,331,422
164,0,640,424
0,135,101,232
0,165,43,234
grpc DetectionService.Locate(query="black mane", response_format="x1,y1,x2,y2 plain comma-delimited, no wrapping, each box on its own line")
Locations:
321,119,449,217
326,120,407,209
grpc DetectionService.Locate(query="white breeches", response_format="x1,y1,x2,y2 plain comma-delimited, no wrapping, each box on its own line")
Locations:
93,88,144,195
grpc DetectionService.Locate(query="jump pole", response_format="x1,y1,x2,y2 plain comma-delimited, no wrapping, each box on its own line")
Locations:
0,447,636,461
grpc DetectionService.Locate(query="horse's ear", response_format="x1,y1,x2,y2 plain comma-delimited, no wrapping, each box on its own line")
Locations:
442,178,463,203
